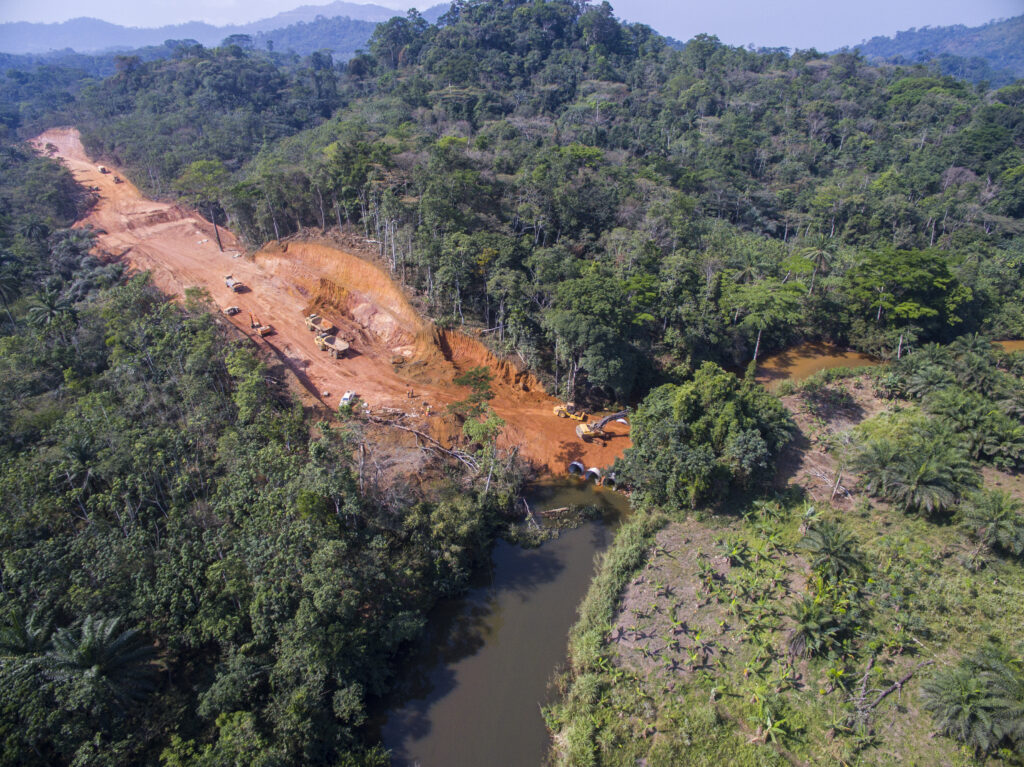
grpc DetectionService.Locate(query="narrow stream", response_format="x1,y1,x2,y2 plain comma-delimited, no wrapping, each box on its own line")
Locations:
380,479,630,767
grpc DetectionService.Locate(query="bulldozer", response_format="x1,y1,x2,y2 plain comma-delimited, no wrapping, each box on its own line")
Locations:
304,313,336,334
576,411,628,442
553,401,587,421
315,332,349,359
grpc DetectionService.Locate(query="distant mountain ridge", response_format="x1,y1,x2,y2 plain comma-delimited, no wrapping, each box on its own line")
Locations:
0,2,449,55
841,14,1024,85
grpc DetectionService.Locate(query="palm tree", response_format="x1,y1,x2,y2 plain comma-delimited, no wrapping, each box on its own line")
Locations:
0,271,18,326
923,645,1024,756
799,234,834,296
960,490,1024,557
851,439,900,498
43,615,159,711
922,664,998,756
25,288,71,328
903,365,954,400
885,443,977,517
787,595,839,658
797,521,862,580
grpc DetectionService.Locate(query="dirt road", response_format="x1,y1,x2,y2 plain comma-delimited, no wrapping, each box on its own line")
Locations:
31,127,630,475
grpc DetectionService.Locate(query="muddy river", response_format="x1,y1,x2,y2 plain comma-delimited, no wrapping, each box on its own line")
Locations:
380,480,630,766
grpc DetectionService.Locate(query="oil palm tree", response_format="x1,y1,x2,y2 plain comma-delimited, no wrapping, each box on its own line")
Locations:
43,615,159,711
851,439,900,498
797,521,862,581
885,442,977,517
787,595,839,658
922,645,1024,756
960,490,1024,557
0,270,18,326
25,288,72,328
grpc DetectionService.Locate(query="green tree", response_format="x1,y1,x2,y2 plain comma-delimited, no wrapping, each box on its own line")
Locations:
174,160,230,250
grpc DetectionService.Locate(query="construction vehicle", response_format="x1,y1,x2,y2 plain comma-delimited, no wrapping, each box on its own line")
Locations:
113,176,124,184
553,401,587,421
224,275,244,292
576,411,628,442
304,313,336,334
97,166,109,174
223,306,240,316
249,312,273,337
315,332,349,359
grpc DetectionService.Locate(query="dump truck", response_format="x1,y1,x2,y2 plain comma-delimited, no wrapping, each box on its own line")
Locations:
576,411,628,442
315,333,349,359
553,401,587,421
224,275,244,292
304,313,336,334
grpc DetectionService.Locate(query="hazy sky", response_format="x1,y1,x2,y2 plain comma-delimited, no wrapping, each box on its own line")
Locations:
0,0,1021,50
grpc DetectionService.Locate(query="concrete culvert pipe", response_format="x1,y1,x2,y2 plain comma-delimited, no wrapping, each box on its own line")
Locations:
567,461,584,475
585,468,602,483
601,472,616,487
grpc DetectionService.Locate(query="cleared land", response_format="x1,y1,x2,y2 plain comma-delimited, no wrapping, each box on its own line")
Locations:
31,127,630,476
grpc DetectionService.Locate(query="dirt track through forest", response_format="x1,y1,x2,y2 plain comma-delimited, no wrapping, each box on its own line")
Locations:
31,128,630,475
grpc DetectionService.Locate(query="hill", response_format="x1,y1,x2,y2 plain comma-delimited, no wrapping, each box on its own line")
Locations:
0,2,448,55
843,14,1024,85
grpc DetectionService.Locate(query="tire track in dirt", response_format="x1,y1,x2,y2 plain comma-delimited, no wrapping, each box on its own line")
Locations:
31,127,630,475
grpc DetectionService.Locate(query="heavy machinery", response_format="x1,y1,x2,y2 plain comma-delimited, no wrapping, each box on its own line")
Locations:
249,313,273,337
113,176,124,184
576,411,628,442
224,275,244,292
553,401,587,421
304,313,336,334
315,332,349,359
97,166,109,174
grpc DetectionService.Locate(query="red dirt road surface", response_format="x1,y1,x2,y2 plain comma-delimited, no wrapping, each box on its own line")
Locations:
31,128,631,476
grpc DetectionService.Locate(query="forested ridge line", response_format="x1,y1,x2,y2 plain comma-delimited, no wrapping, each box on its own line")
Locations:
5,0,1020,407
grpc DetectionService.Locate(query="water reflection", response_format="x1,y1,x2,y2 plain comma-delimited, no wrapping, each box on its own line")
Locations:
381,480,627,767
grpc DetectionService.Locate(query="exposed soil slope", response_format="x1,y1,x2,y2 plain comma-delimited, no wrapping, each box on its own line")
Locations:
31,127,629,475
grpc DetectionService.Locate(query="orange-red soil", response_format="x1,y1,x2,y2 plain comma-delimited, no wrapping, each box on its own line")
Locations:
31,128,630,475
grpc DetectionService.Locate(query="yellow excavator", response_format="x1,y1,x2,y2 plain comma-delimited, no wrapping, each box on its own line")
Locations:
576,410,628,442
249,312,273,337
553,401,587,421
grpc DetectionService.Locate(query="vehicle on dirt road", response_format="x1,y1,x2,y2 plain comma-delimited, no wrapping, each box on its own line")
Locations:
553,401,587,421
576,411,628,442
315,333,349,358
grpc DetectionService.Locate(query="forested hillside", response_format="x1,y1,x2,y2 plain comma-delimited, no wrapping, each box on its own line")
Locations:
19,0,1020,403
2,1,1024,765
851,15,1024,86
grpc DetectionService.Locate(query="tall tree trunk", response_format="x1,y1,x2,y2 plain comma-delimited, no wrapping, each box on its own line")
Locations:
208,204,224,251
753,327,763,362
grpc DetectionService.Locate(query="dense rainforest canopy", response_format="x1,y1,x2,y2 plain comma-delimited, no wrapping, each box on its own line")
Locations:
1,1,1024,765
5,0,1024,405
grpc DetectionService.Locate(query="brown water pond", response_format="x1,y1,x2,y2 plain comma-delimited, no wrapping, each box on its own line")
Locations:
756,340,1024,390
380,479,630,766
755,341,880,388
